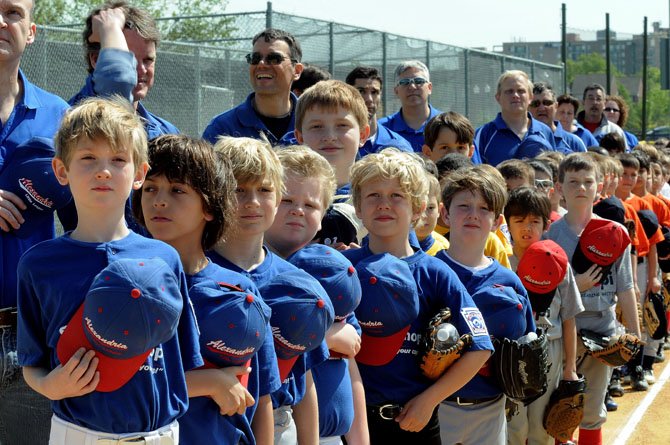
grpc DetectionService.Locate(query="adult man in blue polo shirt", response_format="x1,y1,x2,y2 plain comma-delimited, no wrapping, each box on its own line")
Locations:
473,70,555,166
345,66,412,157
203,28,304,145
0,0,70,442
378,60,440,152
529,82,586,154
69,3,178,139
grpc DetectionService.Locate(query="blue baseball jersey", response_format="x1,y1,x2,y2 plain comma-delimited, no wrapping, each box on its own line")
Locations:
203,93,297,146
436,252,536,399
378,104,441,152
343,246,493,405
208,248,330,408
180,262,281,445
17,232,202,434
359,124,414,158
473,113,556,166
554,121,587,154
624,131,639,150
0,70,69,309
571,122,599,148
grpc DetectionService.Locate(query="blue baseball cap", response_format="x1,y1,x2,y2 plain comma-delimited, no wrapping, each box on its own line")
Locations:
192,281,270,388
0,137,72,239
354,253,419,366
57,258,183,392
288,244,362,321
471,284,529,340
259,269,335,381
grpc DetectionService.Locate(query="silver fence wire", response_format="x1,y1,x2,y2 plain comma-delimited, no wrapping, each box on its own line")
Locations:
24,10,563,137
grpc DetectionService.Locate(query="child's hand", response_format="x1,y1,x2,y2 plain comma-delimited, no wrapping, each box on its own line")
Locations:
575,264,602,292
648,276,662,294
211,366,255,416
562,368,579,381
325,322,361,357
42,348,100,400
0,189,26,232
395,393,435,432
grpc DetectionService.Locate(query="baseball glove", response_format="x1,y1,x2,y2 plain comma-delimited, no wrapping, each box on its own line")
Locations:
543,376,586,443
580,329,644,367
491,332,550,404
643,291,667,340
418,308,472,380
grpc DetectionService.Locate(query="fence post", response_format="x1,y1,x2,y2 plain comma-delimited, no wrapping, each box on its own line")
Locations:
266,1,273,29
195,45,202,135
426,40,430,70
329,22,335,76
382,32,388,116
464,49,469,117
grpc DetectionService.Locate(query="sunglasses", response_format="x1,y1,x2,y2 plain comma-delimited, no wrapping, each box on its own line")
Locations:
535,179,553,190
604,107,620,113
529,99,555,108
397,77,429,87
245,52,294,65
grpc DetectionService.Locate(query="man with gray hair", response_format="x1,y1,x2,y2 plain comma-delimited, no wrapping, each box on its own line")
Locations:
576,83,627,149
378,60,441,152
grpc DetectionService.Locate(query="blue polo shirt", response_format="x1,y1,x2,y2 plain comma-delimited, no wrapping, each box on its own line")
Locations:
0,70,69,308
571,122,599,148
554,121,587,154
203,92,298,146
359,124,413,157
69,48,179,139
624,131,639,149
378,104,441,152
473,112,555,166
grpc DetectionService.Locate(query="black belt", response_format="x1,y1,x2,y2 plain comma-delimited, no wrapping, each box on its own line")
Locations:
367,403,402,420
444,394,501,406
0,307,17,328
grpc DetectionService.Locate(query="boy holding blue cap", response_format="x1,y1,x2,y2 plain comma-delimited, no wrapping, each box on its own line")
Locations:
344,148,492,444
17,97,202,444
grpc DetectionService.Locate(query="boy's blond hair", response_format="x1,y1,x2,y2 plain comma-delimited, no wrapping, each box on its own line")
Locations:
441,165,508,216
55,96,147,170
426,174,442,202
213,136,284,200
496,159,535,184
496,70,533,96
295,80,368,132
350,148,428,216
276,145,337,209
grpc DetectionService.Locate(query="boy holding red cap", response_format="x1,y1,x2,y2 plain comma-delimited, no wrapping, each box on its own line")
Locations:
505,186,584,445
544,153,640,445
17,97,202,444
343,149,492,444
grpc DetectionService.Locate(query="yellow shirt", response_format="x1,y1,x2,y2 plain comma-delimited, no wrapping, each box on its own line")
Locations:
436,224,511,269
423,231,450,256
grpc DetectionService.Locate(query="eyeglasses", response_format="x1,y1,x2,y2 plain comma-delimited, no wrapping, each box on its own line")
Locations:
397,77,429,87
604,107,620,113
245,52,294,65
535,179,553,190
529,99,555,108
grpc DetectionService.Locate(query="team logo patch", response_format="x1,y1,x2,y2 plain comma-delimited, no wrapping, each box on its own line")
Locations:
461,307,488,336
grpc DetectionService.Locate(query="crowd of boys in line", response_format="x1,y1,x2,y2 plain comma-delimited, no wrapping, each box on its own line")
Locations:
1,1,669,445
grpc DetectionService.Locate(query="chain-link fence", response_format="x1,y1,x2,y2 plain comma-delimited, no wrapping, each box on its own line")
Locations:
23,8,563,137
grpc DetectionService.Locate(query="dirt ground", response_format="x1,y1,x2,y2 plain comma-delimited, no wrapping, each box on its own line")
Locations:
600,356,670,445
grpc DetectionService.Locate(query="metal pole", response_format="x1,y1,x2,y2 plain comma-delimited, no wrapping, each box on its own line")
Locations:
642,17,648,138
562,3,567,94
329,22,334,76
464,50,469,117
266,1,272,29
606,13,611,94
382,33,388,116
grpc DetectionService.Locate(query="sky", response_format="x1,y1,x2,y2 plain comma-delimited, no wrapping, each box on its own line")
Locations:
224,0,669,51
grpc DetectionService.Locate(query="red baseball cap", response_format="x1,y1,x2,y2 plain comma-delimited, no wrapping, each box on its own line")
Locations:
571,218,631,276
517,240,568,315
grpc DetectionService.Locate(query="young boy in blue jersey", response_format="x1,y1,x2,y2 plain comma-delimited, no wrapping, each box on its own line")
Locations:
504,186,584,445
17,97,202,444
294,79,370,248
210,137,332,445
264,145,369,444
435,165,536,444
544,153,641,445
343,148,492,444
132,134,280,445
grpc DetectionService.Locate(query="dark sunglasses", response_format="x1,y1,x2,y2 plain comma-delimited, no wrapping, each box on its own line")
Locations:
245,52,294,65
397,77,429,87
529,99,555,108
604,107,620,113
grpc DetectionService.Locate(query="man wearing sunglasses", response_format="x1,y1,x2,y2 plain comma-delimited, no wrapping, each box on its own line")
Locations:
473,70,555,166
529,82,586,154
378,60,441,152
203,28,303,145
576,83,628,150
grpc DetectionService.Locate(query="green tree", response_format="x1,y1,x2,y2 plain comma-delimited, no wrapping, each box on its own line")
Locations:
626,67,670,137
566,52,620,86
34,0,236,43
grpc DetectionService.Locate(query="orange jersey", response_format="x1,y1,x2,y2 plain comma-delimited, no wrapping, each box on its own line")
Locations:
624,194,664,248
642,193,670,228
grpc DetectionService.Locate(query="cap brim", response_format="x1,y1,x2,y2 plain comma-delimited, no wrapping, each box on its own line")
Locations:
527,289,556,316
56,304,151,393
277,355,300,382
356,325,410,366
571,244,592,275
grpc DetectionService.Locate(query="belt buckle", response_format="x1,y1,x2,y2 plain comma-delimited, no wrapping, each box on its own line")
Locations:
379,404,401,420
454,397,475,406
